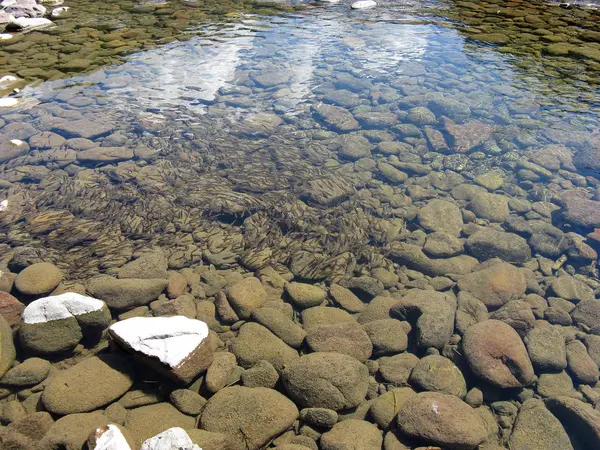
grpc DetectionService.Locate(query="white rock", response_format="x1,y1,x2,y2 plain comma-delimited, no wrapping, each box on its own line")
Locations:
351,0,376,8
41,0,64,4
0,97,18,108
51,6,68,17
0,34,13,40
0,75,17,84
0,200,7,212
109,316,210,368
1,0,16,7
93,425,132,450
140,428,201,450
22,292,106,324
9,139,24,146
8,17,52,30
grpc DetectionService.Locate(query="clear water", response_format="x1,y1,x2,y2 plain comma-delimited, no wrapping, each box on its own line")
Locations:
1,0,600,279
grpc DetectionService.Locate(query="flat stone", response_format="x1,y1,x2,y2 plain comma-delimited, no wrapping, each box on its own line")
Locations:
77,147,134,164
42,354,134,415
458,263,526,309
53,119,116,139
87,276,168,310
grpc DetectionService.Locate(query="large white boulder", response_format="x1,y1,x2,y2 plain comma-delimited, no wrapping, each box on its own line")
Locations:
109,316,214,384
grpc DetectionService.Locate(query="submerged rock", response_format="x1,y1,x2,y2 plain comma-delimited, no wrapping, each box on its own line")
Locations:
282,352,369,410
396,392,488,449
463,320,535,388
200,386,298,450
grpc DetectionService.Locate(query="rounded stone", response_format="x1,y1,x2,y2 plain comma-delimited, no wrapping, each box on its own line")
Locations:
14,262,62,296
42,354,134,415
320,419,382,450
463,320,535,388
397,392,488,449
285,282,326,309
200,386,298,450
409,355,467,398
282,352,369,410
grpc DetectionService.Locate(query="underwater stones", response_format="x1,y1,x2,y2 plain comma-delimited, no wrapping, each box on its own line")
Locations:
362,318,408,355
457,262,526,309
545,396,600,448
140,428,200,450
28,131,65,150
19,292,110,355
321,420,381,450
572,138,600,174
463,320,535,388
53,119,115,139
444,119,494,153
424,126,450,153
0,139,29,163
525,326,567,372
305,315,373,362
417,199,463,236
117,251,169,280
566,340,598,385
201,386,298,450
423,231,464,257
37,411,109,450
323,89,361,109
407,106,436,125
282,352,369,410
466,229,531,263
253,307,306,348
77,147,134,164
109,316,213,384
226,277,267,319
125,403,195,444
329,284,365,313
571,300,600,328
391,289,456,350
389,242,478,277
301,176,355,206
455,291,488,334
335,134,372,161
562,197,600,229
14,262,62,296
550,275,594,303
429,97,471,122
468,192,510,222
409,355,467,398
312,103,358,132
230,322,298,370
377,161,407,183
0,356,50,386
42,354,134,415
354,111,397,128
87,276,167,309
0,291,24,329
0,314,15,379
509,399,573,450
285,282,325,309
396,392,488,449
251,70,291,89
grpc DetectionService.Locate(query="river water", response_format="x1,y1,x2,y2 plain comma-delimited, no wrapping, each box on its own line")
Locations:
0,0,600,279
